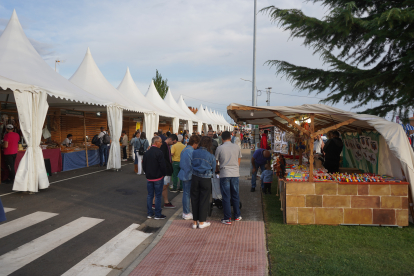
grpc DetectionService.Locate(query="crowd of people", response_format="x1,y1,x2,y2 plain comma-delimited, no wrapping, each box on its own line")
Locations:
139,129,243,228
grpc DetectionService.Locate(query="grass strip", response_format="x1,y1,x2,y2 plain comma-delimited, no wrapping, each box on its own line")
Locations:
263,181,414,276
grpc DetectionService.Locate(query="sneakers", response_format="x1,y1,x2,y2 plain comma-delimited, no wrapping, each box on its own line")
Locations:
170,188,178,193
192,223,198,229
221,219,232,225
198,222,211,229
164,202,176,208
178,188,183,193
147,214,154,219
234,216,242,221
250,187,255,192
169,184,173,189
182,213,193,220
154,214,167,220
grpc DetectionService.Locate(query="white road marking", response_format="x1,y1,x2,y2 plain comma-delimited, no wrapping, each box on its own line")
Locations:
3,208,15,213
0,211,58,239
0,163,133,197
0,217,103,276
62,223,151,276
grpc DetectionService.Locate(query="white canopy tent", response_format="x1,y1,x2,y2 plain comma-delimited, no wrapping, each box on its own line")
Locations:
117,68,176,141
69,48,148,170
228,103,414,200
204,107,219,132
177,95,203,133
0,11,112,192
196,104,216,134
164,88,193,133
145,81,182,134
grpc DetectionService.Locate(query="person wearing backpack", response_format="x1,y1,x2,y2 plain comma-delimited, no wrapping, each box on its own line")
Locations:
98,127,110,167
132,132,149,174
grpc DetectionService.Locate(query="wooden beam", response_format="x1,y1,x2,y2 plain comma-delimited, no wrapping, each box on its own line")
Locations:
271,110,310,136
270,119,298,136
311,119,357,138
309,114,315,182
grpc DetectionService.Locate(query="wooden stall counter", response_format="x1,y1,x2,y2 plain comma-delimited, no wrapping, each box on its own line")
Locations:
281,180,410,227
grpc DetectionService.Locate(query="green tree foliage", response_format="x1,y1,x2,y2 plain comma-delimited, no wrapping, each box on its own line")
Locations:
153,69,169,99
262,1,414,121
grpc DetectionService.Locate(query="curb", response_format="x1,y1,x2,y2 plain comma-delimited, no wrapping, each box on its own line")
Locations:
119,206,183,276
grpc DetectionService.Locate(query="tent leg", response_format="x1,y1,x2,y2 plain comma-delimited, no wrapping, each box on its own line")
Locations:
84,115,89,167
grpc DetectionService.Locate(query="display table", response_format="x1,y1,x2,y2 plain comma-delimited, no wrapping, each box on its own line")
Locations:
281,180,409,227
1,148,63,181
61,149,100,171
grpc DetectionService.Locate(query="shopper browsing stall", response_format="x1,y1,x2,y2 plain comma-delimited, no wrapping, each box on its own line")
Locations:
120,130,128,161
251,148,271,192
2,124,20,184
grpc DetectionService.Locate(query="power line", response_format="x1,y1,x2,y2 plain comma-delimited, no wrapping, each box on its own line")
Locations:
269,91,324,100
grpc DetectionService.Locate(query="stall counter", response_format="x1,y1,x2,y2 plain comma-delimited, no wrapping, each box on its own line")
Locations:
280,180,409,227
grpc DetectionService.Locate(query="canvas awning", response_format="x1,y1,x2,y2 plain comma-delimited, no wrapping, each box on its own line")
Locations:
0,10,109,107
228,103,414,200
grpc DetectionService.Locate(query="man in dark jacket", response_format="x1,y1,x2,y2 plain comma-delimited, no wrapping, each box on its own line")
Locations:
158,130,167,143
143,136,167,219
157,134,178,208
323,131,344,173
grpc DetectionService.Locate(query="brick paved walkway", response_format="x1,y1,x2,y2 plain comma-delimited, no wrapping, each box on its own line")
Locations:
129,220,267,276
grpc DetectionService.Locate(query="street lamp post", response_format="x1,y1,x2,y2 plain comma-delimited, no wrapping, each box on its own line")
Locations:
252,0,257,107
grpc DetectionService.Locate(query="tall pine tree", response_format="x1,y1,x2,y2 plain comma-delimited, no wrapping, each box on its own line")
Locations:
152,69,169,99
262,1,414,121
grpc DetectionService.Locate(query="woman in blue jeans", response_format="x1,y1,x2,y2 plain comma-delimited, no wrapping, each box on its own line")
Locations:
191,136,216,229
178,135,200,220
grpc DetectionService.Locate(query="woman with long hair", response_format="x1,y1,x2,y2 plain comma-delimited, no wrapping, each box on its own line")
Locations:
132,132,149,174
190,136,216,229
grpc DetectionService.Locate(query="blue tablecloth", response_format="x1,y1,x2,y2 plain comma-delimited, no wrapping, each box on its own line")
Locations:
61,149,100,171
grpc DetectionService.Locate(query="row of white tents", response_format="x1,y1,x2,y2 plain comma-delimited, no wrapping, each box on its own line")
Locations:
0,11,232,193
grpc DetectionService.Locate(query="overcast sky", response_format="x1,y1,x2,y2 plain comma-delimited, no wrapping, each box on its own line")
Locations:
0,0,391,122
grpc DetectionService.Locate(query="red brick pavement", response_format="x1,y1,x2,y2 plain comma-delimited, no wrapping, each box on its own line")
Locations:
129,220,267,276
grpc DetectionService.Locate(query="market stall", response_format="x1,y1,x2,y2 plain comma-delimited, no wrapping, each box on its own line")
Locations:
227,103,414,227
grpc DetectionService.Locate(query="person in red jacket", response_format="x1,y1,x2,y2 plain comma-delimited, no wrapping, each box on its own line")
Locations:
260,130,268,149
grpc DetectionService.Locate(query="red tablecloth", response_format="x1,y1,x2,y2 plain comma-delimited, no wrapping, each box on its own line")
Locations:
1,148,62,181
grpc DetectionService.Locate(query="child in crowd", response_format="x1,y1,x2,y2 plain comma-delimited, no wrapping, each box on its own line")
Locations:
260,163,273,194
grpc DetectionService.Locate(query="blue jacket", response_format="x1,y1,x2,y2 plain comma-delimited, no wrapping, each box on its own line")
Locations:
132,138,149,154
261,169,273,183
178,145,194,181
192,147,216,178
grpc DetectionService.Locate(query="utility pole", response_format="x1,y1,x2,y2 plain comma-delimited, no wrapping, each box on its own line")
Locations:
252,0,257,107
265,87,272,106
251,0,259,180
55,59,60,72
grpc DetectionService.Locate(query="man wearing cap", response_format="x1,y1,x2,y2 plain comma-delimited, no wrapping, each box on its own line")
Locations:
2,124,20,184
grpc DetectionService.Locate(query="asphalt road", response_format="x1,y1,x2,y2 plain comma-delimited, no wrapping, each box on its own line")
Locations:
0,162,179,276
0,148,260,276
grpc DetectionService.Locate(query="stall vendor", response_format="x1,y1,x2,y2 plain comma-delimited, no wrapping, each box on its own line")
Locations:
323,131,343,173
62,134,73,147
251,148,271,192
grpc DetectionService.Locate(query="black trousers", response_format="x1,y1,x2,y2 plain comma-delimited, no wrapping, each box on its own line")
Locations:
4,154,17,181
191,175,211,222
122,146,127,159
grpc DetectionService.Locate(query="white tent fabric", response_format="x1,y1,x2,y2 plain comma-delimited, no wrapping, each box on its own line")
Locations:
0,11,109,107
13,91,49,192
106,106,123,170
197,123,203,134
196,104,215,126
177,95,203,132
117,68,175,118
70,48,145,112
164,89,192,121
204,107,218,131
145,81,182,119
164,88,193,133
228,103,414,200
172,117,180,134
144,113,159,142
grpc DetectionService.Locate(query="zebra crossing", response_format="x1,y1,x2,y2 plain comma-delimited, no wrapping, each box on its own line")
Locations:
0,208,152,276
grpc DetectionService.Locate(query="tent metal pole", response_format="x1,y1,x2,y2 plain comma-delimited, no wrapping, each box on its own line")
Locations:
83,115,89,167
